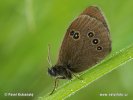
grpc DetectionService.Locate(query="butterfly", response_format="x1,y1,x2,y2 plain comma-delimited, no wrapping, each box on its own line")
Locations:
48,6,111,95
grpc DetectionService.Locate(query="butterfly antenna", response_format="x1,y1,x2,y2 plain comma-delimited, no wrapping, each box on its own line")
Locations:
47,44,53,67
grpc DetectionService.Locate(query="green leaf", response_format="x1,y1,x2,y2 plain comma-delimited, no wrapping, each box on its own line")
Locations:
39,44,133,100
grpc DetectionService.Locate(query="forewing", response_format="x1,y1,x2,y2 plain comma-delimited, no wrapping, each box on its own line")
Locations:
80,6,110,32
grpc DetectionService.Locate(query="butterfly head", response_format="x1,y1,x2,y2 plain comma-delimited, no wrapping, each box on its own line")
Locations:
48,65,72,79
48,67,57,77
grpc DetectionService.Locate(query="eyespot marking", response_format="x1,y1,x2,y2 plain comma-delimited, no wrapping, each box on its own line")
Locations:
70,30,75,36
69,30,80,40
92,38,99,44
97,46,103,51
73,32,80,39
87,31,94,37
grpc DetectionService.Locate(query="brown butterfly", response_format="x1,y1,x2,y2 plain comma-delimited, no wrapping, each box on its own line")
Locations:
48,6,111,95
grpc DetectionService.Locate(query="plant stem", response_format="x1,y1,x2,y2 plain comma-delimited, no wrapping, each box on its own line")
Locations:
39,44,133,100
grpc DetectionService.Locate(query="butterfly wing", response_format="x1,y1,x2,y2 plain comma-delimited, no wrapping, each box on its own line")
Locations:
80,6,110,32
57,6,111,73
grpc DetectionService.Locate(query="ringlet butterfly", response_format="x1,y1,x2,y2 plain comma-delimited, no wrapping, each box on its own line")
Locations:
48,6,111,95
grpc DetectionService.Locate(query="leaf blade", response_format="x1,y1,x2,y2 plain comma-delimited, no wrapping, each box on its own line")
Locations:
40,44,133,100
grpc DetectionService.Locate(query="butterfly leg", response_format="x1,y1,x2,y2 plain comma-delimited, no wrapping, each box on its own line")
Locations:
71,73,83,80
49,76,65,95
67,68,83,80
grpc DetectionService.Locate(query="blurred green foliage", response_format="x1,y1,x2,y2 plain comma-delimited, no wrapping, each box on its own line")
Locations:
0,0,133,100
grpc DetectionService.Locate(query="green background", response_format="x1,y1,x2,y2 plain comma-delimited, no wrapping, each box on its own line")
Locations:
0,0,133,100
